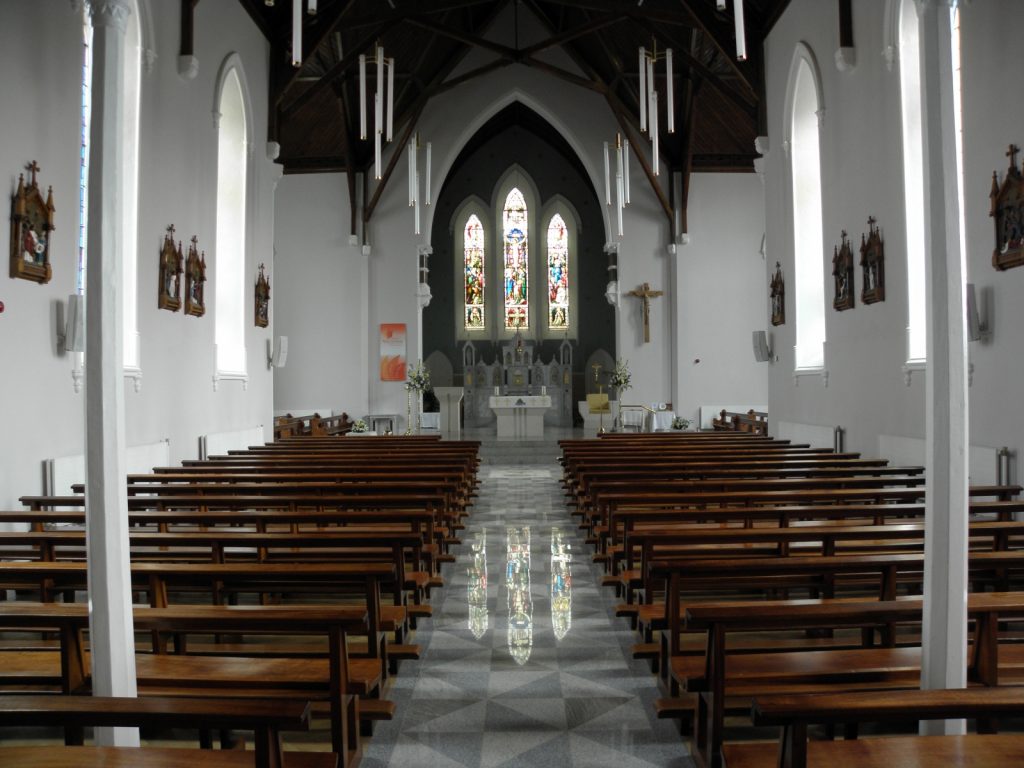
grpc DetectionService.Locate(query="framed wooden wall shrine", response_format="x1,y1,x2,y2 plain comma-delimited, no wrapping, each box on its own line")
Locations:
158,225,183,312
991,144,1024,271
832,230,855,311
184,235,206,317
10,160,54,284
254,263,270,328
860,216,885,305
770,261,785,326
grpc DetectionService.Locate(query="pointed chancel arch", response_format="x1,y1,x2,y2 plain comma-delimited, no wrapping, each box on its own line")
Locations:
784,43,826,372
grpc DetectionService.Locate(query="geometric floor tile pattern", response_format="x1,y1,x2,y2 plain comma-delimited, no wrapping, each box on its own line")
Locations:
359,438,695,767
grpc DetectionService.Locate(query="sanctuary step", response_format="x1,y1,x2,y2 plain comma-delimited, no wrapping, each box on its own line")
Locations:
478,439,564,466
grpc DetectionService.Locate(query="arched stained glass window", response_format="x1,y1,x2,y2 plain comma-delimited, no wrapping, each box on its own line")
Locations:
547,213,569,330
503,188,529,329
464,214,485,330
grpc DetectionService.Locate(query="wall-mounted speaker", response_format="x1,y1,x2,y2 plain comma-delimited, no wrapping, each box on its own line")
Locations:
752,330,771,363
64,294,85,353
268,335,288,369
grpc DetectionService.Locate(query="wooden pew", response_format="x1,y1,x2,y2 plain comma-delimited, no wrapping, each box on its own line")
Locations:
0,602,369,766
712,409,769,435
0,695,333,768
669,590,1024,767
726,687,1024,768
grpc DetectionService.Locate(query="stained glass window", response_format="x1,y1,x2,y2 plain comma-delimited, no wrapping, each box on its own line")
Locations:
463,214,485,330
503,188,529,329
546,214,569,330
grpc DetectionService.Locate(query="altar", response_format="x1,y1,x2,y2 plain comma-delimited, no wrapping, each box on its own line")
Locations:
489,395,552,438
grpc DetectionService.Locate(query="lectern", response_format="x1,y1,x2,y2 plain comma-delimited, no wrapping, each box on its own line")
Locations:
434,387,464,439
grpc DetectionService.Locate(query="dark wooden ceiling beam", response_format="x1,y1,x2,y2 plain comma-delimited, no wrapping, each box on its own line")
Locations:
674,0,757,96
275,0,359,107
632,17,757,117
279,19,400,121
524,0,673,228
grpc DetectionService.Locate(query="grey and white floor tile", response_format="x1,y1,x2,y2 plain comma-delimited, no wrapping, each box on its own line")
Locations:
359,436,694,768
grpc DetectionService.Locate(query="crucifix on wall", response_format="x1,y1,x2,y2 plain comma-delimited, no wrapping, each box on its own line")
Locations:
626,282,664,343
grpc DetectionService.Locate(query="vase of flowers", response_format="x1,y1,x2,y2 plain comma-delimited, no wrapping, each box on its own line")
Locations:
349,418,368,434
405,361,432,434
608,359,631,401
671,416,691,431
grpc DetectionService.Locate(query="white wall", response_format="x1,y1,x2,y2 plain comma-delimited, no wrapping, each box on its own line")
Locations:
762,0,1024,467
673,174,769,426
0,0,275,507
274,173,368,417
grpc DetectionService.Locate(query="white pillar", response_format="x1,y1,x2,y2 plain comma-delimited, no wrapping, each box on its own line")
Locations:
85,0,139,746
667,242,683,412
918,0,969,733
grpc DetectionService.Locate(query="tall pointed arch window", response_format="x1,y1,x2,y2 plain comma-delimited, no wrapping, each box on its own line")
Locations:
899,0,926,364
788,47,826,371
464,214,486,330
503,188,529,329
546,213,569,330
215,62,249,376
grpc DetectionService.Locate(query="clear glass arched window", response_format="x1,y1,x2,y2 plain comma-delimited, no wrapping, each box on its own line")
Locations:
502,188,529,330
214,66,248,375
463,214,486,330
899,0,926,364
546,213,569,330
790,53,826,370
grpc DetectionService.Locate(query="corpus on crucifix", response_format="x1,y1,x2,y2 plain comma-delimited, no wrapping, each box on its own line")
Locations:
626,282,664,343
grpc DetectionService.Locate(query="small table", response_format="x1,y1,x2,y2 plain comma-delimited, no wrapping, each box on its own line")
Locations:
363,413,400,434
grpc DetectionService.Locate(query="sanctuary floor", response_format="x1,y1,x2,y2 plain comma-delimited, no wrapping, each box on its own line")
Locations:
357,428,694,768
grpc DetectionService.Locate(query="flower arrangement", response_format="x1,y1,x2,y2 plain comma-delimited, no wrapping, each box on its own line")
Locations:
671,416,691,431
608,359,632,395
405,360,432,393
350,418,368,433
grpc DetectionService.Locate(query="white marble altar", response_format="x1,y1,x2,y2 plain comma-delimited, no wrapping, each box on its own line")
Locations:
489,395,552,438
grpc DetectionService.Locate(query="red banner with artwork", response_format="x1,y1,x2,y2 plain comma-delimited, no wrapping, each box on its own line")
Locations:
379,323,407,381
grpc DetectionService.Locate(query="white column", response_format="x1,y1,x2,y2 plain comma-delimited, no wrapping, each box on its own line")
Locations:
416,245,433,427
667,242,683,413
85,0,139,746
918,0,969,734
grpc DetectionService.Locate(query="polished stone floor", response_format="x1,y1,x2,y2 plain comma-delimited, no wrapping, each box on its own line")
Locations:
359,434,694,768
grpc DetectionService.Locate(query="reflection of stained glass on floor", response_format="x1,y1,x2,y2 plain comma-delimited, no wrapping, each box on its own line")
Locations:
505,525,532,665
466,528,488,639
550,526,572,640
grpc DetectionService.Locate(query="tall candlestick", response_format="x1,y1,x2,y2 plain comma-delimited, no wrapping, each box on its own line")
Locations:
603,142,611,205
359,54,367,140
386,58,394,141
638,47,647,132
666,48,674,134
734,0,747,61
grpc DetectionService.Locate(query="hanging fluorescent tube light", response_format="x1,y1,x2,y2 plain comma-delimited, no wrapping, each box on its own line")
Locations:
638,47,647,132
425,142,432,206
666,48,674,134
386,58,395,142
359,55,367,139
624,139,631,204
717,0,726,9
603,142,611,206
308,0,317,14
651,90,659,175
291,0,302,67
734,0,747,61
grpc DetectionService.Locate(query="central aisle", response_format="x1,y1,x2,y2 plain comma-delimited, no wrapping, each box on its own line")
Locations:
361,440,694,768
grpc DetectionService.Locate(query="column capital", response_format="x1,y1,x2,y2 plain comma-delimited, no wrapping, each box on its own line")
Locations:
89,0,132,31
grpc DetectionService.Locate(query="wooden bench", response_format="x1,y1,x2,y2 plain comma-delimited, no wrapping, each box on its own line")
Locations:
725,687,1024,768
0,694,333,768
713,409,769,435
673,592,1024,768
0,602,370,766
